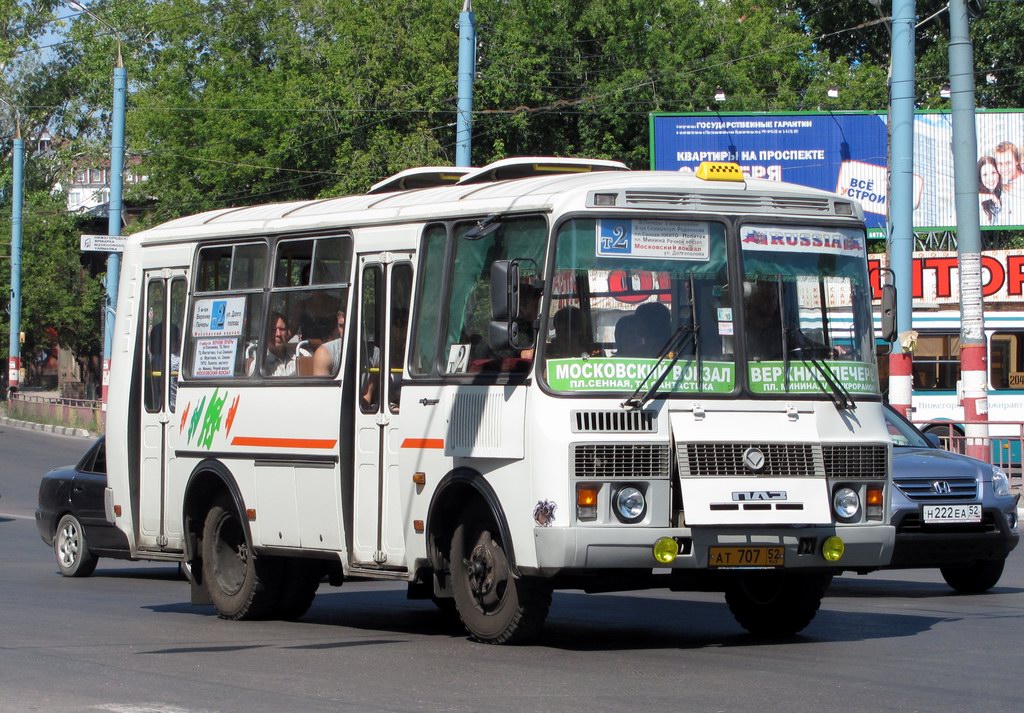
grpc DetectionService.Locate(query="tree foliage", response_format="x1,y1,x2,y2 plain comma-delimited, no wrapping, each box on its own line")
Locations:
4,0,1024,360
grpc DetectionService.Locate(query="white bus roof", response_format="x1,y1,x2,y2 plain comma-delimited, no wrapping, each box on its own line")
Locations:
132,157,860,245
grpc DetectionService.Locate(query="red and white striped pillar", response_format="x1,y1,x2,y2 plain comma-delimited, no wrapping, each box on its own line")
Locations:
888,351,913,419
960,343,989,461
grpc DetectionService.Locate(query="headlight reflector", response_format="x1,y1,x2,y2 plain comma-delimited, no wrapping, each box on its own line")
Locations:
833,487,860,520
614,486,646,523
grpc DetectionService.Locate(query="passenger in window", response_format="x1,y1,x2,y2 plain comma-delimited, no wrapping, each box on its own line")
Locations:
635,301,671,357
264,312,310,377
313,311,346,376
614,315,644,357
548,306,598,358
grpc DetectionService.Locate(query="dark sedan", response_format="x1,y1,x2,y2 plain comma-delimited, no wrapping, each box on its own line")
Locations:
886,406,1020,592
35,437,132,576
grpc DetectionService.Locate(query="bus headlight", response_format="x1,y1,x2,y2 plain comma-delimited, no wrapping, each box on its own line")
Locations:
833,487,860,521
613,486,646,523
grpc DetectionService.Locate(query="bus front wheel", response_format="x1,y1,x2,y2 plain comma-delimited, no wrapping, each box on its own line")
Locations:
202,497,282,620
450,503,551,644
725,572,831,637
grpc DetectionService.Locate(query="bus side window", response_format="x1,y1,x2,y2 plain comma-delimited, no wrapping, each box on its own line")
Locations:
990,332,1024,390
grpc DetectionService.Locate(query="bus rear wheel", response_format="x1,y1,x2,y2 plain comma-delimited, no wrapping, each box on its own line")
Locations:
450,503,551,644
725,572,831,637
202,497,282,620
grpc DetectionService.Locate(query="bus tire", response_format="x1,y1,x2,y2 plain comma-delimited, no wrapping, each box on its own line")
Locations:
274,558,321,620
450,503,551,644
725,572,831,637
202,498,282,620
54,514,98,578
940,558,1005,593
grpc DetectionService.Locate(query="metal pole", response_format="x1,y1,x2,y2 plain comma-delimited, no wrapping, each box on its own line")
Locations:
948,0,988,460
7,127,24,395
887,0,916,418
455,1,476,167
101,62,126,405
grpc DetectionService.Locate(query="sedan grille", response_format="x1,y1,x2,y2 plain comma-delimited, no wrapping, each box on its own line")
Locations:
572,444,671,479
894,476,978,501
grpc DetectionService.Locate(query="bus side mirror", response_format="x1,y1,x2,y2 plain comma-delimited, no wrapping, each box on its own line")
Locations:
490,260,519,322
880,283,897,343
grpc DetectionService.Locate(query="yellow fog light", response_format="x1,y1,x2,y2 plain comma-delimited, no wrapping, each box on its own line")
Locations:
653,537,678,564
822,536,845,562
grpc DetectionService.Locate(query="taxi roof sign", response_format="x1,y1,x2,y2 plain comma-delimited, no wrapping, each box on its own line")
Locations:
695,161,745,182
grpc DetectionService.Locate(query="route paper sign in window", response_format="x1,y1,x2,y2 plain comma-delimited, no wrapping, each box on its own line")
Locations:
596,219,710,261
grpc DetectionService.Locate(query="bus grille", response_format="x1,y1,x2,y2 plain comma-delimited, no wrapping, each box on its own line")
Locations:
894,476,978,501
572,444,671,478
823,445,888,479
571,410,657,433
678,443,817,477
623,191,834,214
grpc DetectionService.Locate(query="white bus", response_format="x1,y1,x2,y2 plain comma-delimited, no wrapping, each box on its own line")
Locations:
105,157,895,643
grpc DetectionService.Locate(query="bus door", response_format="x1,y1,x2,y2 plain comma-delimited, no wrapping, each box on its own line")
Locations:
352,254,413,567
137,271,188,552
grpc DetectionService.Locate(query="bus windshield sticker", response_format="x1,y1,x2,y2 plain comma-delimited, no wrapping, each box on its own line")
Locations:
547,358,734,393
748,361,878,394
192,296,246,337
740,226,865,258
446,344,470,374
596,219,710,261
192,338,239,378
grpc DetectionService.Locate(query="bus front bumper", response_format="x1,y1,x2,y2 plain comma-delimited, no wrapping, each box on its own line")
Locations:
530,524,895,574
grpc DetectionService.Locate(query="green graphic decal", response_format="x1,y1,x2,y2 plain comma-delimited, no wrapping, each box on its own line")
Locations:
187,395,206,444
197,388,229,450
547,358,735,393
748,361,878,394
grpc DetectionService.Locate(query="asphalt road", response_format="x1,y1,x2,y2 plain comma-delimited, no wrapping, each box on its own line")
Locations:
2,425,1022,713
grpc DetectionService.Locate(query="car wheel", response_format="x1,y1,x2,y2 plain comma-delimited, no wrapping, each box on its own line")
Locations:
450,502,551,644
201,497,282,620
725,572,832,637
940,558,1006,593
54,513,98,578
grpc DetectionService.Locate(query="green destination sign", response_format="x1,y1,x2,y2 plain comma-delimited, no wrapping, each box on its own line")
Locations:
748,361,878,394
546,358,735,393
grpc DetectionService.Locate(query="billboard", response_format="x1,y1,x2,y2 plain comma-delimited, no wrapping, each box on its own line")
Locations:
650,111,1024,232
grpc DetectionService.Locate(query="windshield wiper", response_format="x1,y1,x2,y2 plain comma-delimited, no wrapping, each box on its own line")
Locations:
622,323,698,410
786,328,856,411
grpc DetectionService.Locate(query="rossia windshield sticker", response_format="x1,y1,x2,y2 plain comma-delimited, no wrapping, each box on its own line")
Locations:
741,226,864,257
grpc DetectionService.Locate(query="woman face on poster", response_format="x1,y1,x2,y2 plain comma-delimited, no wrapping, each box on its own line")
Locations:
978,156,1003,224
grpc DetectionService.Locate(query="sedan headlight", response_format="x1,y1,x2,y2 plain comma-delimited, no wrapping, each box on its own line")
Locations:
992,467,1011,497
833,487,861,520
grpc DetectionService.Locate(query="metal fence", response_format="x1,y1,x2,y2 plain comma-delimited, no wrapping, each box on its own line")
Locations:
6,392,104,434
911,419,1024,491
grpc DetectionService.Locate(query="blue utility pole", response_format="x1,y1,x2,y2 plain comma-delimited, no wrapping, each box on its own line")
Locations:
101,57,126,404
7,122,24,395
455,1,476,167
887,0,916,418
948,0,988,459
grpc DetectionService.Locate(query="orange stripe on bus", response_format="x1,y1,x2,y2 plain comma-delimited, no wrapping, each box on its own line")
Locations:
401,438,445,449
230,436,338,449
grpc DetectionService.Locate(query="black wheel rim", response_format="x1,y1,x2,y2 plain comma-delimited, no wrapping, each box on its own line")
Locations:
464,529,510,613
212,512,247,596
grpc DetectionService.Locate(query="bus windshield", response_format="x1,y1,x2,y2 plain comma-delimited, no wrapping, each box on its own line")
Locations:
740,224,878,397
539,218,879,399
541,218,736,395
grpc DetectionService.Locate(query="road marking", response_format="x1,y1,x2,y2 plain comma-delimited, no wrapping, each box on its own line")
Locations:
94,704,216,713
0,512,34,521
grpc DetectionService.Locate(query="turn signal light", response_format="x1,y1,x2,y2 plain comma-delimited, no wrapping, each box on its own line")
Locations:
866,486,884,520
246,508,257,521
577,486,599,521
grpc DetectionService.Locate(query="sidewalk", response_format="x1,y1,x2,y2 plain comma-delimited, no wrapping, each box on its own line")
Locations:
1,387,97,438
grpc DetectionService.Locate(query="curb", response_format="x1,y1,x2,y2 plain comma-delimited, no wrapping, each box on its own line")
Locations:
0,415,93,439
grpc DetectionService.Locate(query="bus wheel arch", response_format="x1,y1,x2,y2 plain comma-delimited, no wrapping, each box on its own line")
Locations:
425,469,517,591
